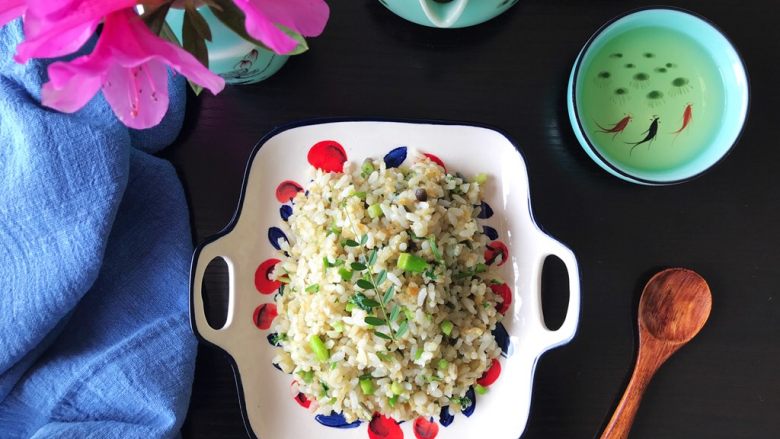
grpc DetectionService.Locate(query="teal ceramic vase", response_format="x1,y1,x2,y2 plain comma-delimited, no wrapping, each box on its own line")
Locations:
379,0,518,28
166,7,288,85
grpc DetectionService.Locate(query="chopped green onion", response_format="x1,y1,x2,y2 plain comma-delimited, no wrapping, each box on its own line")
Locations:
330,362,338,370
438,359,449,370
359,377,374,395
323,257,333,269
475,384,488,395
403,307,415,321
305,284,320,294
390,382,404,395
300,370,314,384
309,335,330,362
367,203,383,219
397,253,428,273
388,395,399,407
473,173,488,184
332,321,344,332
361,160,375,177
345,302,355,313
475,263,487,273
440,320,453,336
428,236,443,261
414,348,424,361
338,267,353,281
376,352,392,362
330,224,342,235
351,191,367,200
328,396,337,405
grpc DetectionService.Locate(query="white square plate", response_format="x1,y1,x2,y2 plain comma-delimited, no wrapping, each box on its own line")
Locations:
191,120,580,439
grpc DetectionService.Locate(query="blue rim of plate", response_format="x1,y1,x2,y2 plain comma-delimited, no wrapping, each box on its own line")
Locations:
569,5,751,185
188,117,552,439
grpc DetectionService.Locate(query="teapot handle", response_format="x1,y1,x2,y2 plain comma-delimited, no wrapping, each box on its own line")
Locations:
418,0,469,28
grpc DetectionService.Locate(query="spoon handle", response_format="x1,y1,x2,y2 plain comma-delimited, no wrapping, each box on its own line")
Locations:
599,360,653,439
600,337,676,439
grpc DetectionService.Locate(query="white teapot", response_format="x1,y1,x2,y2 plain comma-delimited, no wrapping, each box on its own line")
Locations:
379,0,518,28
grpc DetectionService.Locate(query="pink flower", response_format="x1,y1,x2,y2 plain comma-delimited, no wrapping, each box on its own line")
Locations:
0,0,26,27
234,0,329,54
15,0,137,63
42,8,224,129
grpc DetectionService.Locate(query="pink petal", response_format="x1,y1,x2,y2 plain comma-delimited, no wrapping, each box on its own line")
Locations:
102,10,224,95
0,0,26,27
15,0,136,62
250,0,329,37
101,60,170,130
233,0,329,54
41,57,104,113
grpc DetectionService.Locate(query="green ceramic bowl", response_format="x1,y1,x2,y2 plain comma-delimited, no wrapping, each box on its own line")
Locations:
379,0,518,28
567,8,749,185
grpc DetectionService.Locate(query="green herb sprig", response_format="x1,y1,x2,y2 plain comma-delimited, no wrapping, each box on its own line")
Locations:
341,206,408,342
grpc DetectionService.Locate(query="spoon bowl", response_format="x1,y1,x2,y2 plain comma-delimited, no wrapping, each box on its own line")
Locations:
601,268,712,439
640,268,712,343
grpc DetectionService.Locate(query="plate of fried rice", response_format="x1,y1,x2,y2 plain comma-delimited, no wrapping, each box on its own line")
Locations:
191,120,580,439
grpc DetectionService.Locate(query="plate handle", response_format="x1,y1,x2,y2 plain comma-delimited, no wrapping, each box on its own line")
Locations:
531,232,581,350
190,238,236,349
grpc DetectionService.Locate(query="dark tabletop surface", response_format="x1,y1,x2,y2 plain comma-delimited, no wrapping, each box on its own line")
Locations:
164,1,780,438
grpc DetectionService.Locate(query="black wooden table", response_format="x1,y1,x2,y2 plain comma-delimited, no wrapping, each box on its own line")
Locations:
165,1,780,437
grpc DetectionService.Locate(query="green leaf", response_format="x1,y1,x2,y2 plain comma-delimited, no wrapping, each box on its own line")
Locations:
395,320,409,338
356,279,373,290
364,316,386,326
351,262,367,271
363,298,381,308
374,331,392,340
159,22,205,95
182,8,209,70
280,25,310,55
207,0,309,55
344,239,360,247
351,293,379,312
375,270,387,287
382,285,395,305
360,234,368,245
368,249,378,266
185,5,213,42
389,304,400,322
142,1,173,35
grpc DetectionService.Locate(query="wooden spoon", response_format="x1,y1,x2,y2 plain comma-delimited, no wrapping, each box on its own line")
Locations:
600,268,712,439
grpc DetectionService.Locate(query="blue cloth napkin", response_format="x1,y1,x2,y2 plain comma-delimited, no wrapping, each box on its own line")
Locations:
0,21,196,438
